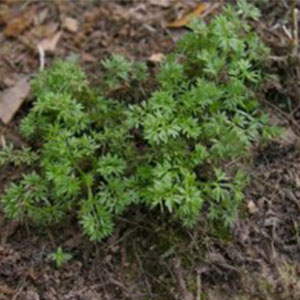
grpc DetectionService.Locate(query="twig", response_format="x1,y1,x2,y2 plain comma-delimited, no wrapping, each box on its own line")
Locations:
281,0,289,9
201,3,220,19
260,98,300,133
285,189,300,212
196,271,202,300
268,55,288,62
12,287,24,300
0,135,6,148
11,276,27,300
140,268,178,298
115,216,154,232
291,0,299,56
47,229,56,248
109,277,132,297
134,242,153,298
37,44,45,71
105,228,136,251
173,258,194,300
289,102,300,117
283,25,292,40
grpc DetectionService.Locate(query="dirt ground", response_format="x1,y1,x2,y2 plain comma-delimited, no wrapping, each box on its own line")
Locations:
1,1,300,299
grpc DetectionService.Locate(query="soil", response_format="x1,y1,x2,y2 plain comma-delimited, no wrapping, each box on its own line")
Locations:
1,1,300,299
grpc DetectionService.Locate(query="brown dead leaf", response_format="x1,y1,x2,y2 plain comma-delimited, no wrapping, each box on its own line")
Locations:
248,200,259,214
148,53,165,63
2,74,18,87
168,3,218,28
4,7,36,37
0,5,12,25
54,0,68,15
38,31,62,52
0,284,14,295
29,23,59,41
0,245,20,263
81,52,97,62
0,77,30,124
63,17,79,33
280,127,298,145
34,8,49,26
207,252,239,272
168,27,189,43
22,291,40,300
63,233,83,249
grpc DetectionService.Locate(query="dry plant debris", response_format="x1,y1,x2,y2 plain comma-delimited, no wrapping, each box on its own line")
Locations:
0,77,30,124
168,2,219,28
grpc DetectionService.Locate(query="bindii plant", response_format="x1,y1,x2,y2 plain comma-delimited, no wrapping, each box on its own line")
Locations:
0,1,280,241
50,247,73,268
101,53,149,92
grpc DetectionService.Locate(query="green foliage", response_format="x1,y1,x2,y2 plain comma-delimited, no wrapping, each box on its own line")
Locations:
0,144,38,167
31,60,87,96
50,247,72,268
0,2,279,241
101,54,149,91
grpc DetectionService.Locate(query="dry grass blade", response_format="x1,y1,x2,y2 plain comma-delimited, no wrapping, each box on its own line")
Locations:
168,3,219,28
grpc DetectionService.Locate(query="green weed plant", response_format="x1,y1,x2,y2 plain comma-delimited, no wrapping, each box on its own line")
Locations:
1,2,279,241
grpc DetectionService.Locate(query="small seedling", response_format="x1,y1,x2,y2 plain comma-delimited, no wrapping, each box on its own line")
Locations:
50,247,72,268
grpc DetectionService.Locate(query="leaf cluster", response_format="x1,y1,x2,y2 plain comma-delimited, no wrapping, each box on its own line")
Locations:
49,247,72,268
101,54,149,92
